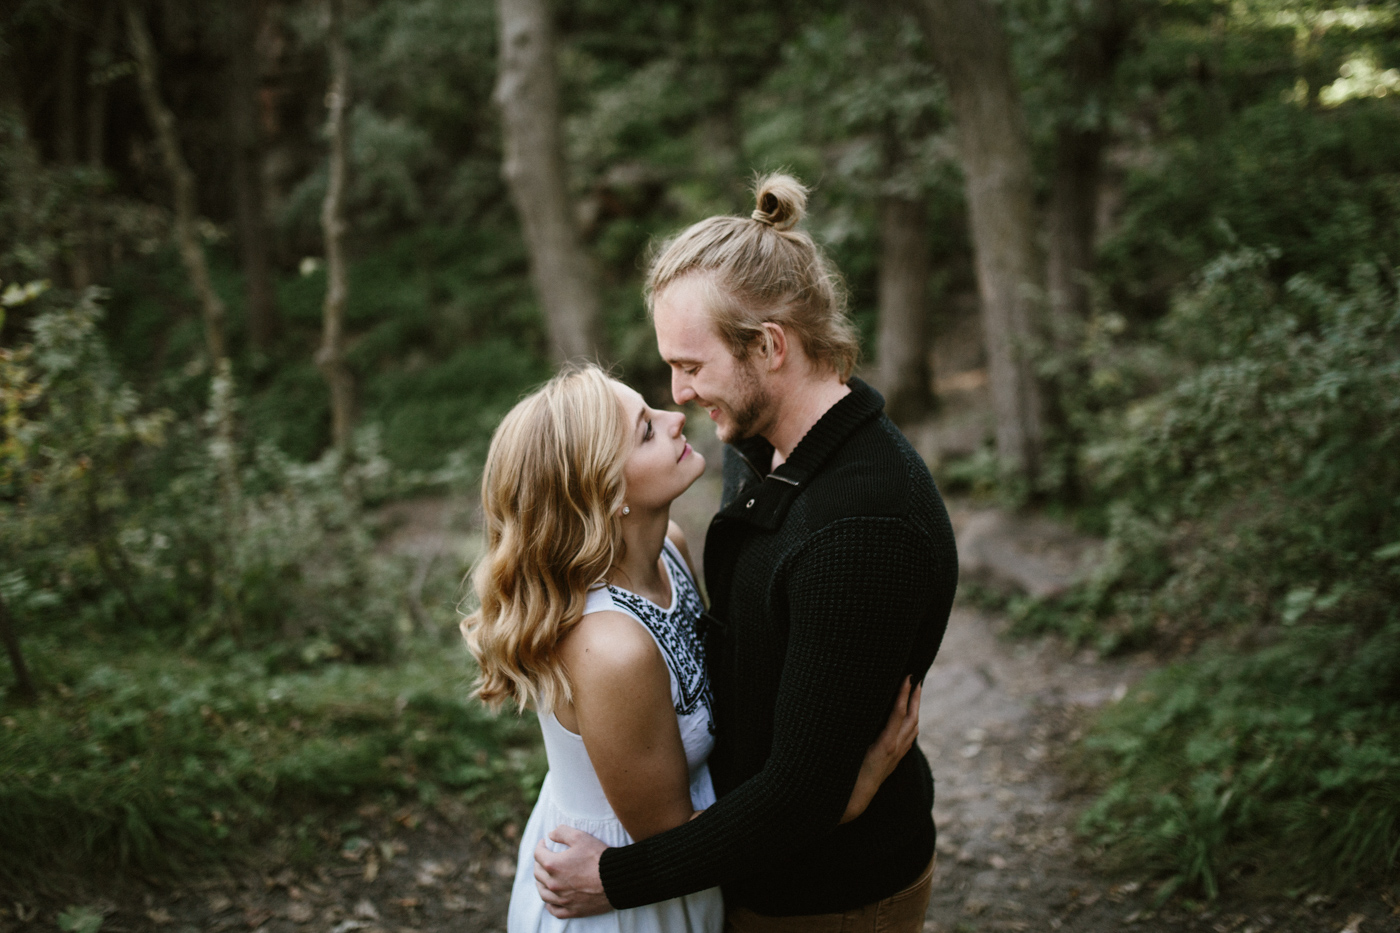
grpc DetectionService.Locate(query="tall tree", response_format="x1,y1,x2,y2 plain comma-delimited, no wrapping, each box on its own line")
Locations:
494,0,603,363
318,0,355,459
0,59,47,282
125,1,227,365
228,0,279,351
86,0,116,170
876,192,936,425
1044,0,1130,340
910,0,1045,481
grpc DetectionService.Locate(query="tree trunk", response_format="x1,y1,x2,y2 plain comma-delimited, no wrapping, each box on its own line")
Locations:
318,0,355,460
1045,125,1103,344
56,18,81,166
0,62,47,281
1044,0,1128,341
87,0,116,169
876,194,936,426
493,0,603,363
911,0,1045,482
125,2,227,365
229,0,279,351
0,592,38,704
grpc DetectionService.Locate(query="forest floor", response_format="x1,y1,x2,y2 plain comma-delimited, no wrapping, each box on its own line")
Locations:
5,433,1397,933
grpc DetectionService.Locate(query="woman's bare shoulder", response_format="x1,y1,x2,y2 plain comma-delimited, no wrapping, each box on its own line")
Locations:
559,610,663,682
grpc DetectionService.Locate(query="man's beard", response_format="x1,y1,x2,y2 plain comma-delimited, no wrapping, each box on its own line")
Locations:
716,356,771,445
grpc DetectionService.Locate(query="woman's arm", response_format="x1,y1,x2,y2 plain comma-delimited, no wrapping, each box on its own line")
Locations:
842,676,922,823
558,610,696,841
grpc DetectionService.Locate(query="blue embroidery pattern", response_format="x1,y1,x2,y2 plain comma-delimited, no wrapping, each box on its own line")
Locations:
607,546,715,734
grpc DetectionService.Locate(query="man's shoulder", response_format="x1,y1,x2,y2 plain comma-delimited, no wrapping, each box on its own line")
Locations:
800,415,941,529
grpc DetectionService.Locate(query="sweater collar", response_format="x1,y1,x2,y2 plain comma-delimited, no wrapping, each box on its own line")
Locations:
720,377,885,530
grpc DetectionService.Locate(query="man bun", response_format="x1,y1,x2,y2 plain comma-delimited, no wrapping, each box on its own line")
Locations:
750,173,808,232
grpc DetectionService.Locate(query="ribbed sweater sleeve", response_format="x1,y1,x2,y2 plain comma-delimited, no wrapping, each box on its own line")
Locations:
598,516,936,908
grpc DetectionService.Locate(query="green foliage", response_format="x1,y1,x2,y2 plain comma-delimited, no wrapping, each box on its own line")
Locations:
1035,253,1400,896
0,289,400,661
1077,618,1400,897
56,906,104,933
1098,1,1400,314
0,636,543,889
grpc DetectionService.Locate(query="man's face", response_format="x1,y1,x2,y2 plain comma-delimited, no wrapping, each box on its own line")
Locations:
653,275,773,446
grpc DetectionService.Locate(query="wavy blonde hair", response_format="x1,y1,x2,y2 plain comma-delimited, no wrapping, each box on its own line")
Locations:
462,365,629,714
646,173,860,379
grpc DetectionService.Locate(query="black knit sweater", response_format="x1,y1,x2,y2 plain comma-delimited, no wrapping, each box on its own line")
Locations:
598,378,958,916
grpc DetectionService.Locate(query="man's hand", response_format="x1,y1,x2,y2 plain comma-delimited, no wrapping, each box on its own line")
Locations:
533,825,612,918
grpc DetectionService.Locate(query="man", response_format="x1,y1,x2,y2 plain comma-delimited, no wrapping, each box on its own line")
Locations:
534,174,958,932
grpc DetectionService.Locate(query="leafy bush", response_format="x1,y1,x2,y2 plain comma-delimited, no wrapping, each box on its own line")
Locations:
0,637,543,888
1044,252,1400,896
1101,99,1400,316
0,288,400,663
1079,619,1400,899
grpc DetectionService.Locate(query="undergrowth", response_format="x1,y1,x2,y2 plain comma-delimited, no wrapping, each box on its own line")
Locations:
0,635,544,893
1023,252,1400,898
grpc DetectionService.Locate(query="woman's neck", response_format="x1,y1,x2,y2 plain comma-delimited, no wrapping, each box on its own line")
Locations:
606,506,671,605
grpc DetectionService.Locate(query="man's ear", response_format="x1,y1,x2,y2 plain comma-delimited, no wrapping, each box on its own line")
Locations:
757,322,788,372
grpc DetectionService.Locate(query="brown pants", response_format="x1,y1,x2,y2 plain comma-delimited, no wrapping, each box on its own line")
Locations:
723,856,935,933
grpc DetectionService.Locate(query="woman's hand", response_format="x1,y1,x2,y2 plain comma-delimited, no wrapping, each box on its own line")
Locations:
841,676,922,824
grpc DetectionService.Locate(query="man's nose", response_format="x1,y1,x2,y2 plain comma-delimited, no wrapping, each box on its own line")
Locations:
672,372,694,406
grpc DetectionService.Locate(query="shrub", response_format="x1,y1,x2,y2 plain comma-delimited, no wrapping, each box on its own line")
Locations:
1033,252,1400,896
0,288,401,664
0,638,543,888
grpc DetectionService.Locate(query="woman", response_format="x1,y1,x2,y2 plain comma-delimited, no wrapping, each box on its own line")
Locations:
463,366,918,933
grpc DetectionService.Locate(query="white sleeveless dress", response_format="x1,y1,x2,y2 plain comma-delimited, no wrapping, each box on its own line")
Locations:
507,539,724,933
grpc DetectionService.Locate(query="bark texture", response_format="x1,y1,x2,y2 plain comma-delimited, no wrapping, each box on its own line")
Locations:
229,0,279,350
912,0,1045,481
126,2,227,364
494,0,603,363
318,0,356,459
876,195,936,426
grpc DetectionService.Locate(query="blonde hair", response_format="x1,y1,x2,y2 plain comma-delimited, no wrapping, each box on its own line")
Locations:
462,365,629,714
646,173,860,379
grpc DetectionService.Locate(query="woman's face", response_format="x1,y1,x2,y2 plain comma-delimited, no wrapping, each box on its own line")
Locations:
611,380,706,513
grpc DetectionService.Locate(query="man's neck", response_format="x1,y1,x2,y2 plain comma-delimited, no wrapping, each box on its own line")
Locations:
763,372,851,464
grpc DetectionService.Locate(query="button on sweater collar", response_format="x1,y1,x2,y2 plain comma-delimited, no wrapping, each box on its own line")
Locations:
720,377,885,530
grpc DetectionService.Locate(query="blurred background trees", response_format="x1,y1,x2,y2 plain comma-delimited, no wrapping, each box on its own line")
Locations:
0,0,1396,902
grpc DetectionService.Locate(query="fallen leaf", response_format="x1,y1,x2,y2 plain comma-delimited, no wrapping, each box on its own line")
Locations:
146,908,173,925
286,902,314,924
354,899,380,921
1339,914,1366,933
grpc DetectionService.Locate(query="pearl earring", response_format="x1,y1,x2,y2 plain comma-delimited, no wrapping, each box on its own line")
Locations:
622,505,630,516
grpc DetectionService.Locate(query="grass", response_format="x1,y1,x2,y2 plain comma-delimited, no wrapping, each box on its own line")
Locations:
0,631,545,892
